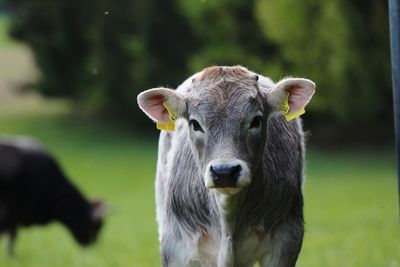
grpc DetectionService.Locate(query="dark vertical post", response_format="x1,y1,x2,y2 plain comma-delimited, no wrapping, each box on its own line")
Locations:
388,0,400,216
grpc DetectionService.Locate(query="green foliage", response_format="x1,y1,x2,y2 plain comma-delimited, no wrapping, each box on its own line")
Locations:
85,0,196,118
255,0,392,124
3,0,393,130
179,0,273,73
6,0,96,98
5,0,196,121
177,0,392,127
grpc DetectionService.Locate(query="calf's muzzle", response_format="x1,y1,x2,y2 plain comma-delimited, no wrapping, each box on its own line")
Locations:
210,164,242,188
205,159,251,194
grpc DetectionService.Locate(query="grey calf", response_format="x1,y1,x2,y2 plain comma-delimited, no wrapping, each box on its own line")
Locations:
138,66,315,267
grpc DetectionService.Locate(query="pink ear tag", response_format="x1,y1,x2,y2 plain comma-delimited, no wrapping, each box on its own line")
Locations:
156,102,177,131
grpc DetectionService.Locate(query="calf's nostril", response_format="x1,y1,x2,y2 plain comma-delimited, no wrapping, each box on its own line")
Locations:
210,165,218,181
211,165,241,176
231,165,242,177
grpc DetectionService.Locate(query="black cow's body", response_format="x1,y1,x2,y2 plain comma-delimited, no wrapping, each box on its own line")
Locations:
0,136,105,255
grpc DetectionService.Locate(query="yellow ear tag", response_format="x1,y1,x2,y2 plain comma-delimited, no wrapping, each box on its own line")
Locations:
279,92,305,122
156,101,177,131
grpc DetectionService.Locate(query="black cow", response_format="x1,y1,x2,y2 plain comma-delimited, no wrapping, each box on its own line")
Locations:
0,136,107,255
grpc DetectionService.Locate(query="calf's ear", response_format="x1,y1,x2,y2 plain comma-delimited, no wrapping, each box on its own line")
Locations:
137,88,184,122
269,78,315,116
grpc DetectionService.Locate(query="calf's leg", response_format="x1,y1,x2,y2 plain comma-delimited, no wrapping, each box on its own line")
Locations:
260,221,303,267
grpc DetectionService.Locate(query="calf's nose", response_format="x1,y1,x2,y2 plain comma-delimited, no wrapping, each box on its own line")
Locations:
210,164,242,188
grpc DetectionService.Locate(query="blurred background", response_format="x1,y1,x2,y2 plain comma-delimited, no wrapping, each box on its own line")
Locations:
0,0,398,266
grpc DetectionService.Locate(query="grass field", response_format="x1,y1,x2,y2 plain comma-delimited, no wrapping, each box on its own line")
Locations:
0,15,399,267
0,100,399,267
0,105,161,267
0,16,13,48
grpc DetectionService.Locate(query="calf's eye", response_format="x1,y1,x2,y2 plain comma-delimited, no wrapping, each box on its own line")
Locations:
249,115,262,129
189,119,204,132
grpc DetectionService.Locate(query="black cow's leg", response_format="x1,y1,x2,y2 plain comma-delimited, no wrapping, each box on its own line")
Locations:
5,227,17,256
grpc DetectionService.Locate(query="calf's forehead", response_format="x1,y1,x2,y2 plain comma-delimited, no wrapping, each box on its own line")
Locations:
187,81,262,120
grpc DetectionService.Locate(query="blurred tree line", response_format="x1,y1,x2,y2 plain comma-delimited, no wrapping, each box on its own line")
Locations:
3,0,393,142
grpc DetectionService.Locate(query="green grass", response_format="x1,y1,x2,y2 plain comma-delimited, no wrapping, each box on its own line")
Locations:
0,16,11,46
301,151,400,267
0,105,161,267
0,101,399,267
0,16,19,48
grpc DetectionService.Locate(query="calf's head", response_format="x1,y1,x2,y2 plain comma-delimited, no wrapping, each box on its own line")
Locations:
138,66,315,195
